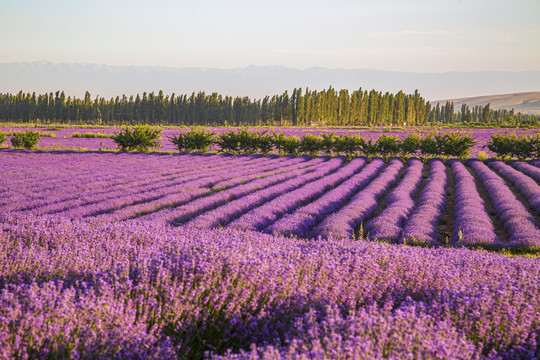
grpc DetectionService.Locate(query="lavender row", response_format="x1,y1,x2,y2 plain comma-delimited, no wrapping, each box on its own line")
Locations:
315,158,404,239
400,159,447,245
365,158,424,243
511,160,540,183
267,158,385,238
487,160,540,214
24,155,276,216
54,155,302,219
0,213,537,358
118,156,320,223
468,159,540,248
186,157,346,229
449,159,499,247
44,154,264,213
1,153,235,211
98,156,311,222
227,157,366,232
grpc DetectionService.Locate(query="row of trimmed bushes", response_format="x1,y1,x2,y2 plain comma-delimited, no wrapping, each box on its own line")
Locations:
485,133,540,160
167,128,479,159
109,126,478,159
3,127,539,159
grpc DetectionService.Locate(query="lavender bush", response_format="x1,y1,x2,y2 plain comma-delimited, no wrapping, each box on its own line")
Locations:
0,213,538,359
400,159,448,246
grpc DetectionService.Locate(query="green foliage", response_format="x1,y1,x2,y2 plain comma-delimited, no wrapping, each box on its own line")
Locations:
169,128,216,153
476,151,489,161
320,132,336,155
36,132,56,138
418,133,442,157
334,134,363,158
10,130,41,149
0,132,6,146
299,134,324,156
111,126,162,152
438,132,477,159
270,131,300,155
375,134,400,159
236,128,260,154
252,130,274,155
486,133,515,159
216,129,241,154
270,131,288,154
359,138,378,157
400,133,421,158
486,133,539,159
71,132,113,139
281,136,300,155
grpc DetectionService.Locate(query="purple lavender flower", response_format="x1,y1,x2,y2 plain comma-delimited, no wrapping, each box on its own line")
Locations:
366,158,423,243
469,159,540,248
400,159,447,246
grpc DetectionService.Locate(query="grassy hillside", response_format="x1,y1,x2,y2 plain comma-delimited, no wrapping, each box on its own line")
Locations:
435,91,540,115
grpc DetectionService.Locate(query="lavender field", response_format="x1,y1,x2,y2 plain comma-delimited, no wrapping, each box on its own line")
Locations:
1,150,539,359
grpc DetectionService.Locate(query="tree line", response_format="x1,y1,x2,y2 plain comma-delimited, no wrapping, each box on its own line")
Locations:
0,88,537,127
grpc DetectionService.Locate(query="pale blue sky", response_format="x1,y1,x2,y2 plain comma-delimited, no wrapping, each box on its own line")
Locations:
1,0,539,72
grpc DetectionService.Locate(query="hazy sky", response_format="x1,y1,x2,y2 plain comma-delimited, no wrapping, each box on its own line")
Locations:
1,0,539,72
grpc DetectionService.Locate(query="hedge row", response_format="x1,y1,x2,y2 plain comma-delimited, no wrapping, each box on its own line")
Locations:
3,127,538,160
485,133,540,160
166,127,478,159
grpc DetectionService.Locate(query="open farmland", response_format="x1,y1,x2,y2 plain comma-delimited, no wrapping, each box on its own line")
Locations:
2,151,540,249
1,150,540,359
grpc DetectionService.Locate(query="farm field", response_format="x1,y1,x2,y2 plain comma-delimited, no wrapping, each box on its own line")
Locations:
1,125,539,156
1,150,539,358
2,151,540,249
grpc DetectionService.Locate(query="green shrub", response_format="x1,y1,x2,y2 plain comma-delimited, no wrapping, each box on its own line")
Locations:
216,129,241,154
485,133,536,159
235,128,260,154
419,133,441,158
359,138,378,157
270,131,288,154
486,133,515,159
375,134,400,159
334,134,363,158
513,134,536,160
476,151,489,161
252,130,273,155
299,134,323,156
169,128,216,153
111,126,162,152
439,132,477,159
38,132,56,138
532,134,540,159
400,133,421,158
271,131,301,155
281,135,300,155
71,132,113,139
0,132,6,146
10,130,41,149
320,133,336,155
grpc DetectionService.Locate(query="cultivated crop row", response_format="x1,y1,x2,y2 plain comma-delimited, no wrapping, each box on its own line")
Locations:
0,213,538,358
2,151,540,250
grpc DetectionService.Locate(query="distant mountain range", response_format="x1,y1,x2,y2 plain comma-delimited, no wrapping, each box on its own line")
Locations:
435,92,540,115
1,61,539,104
